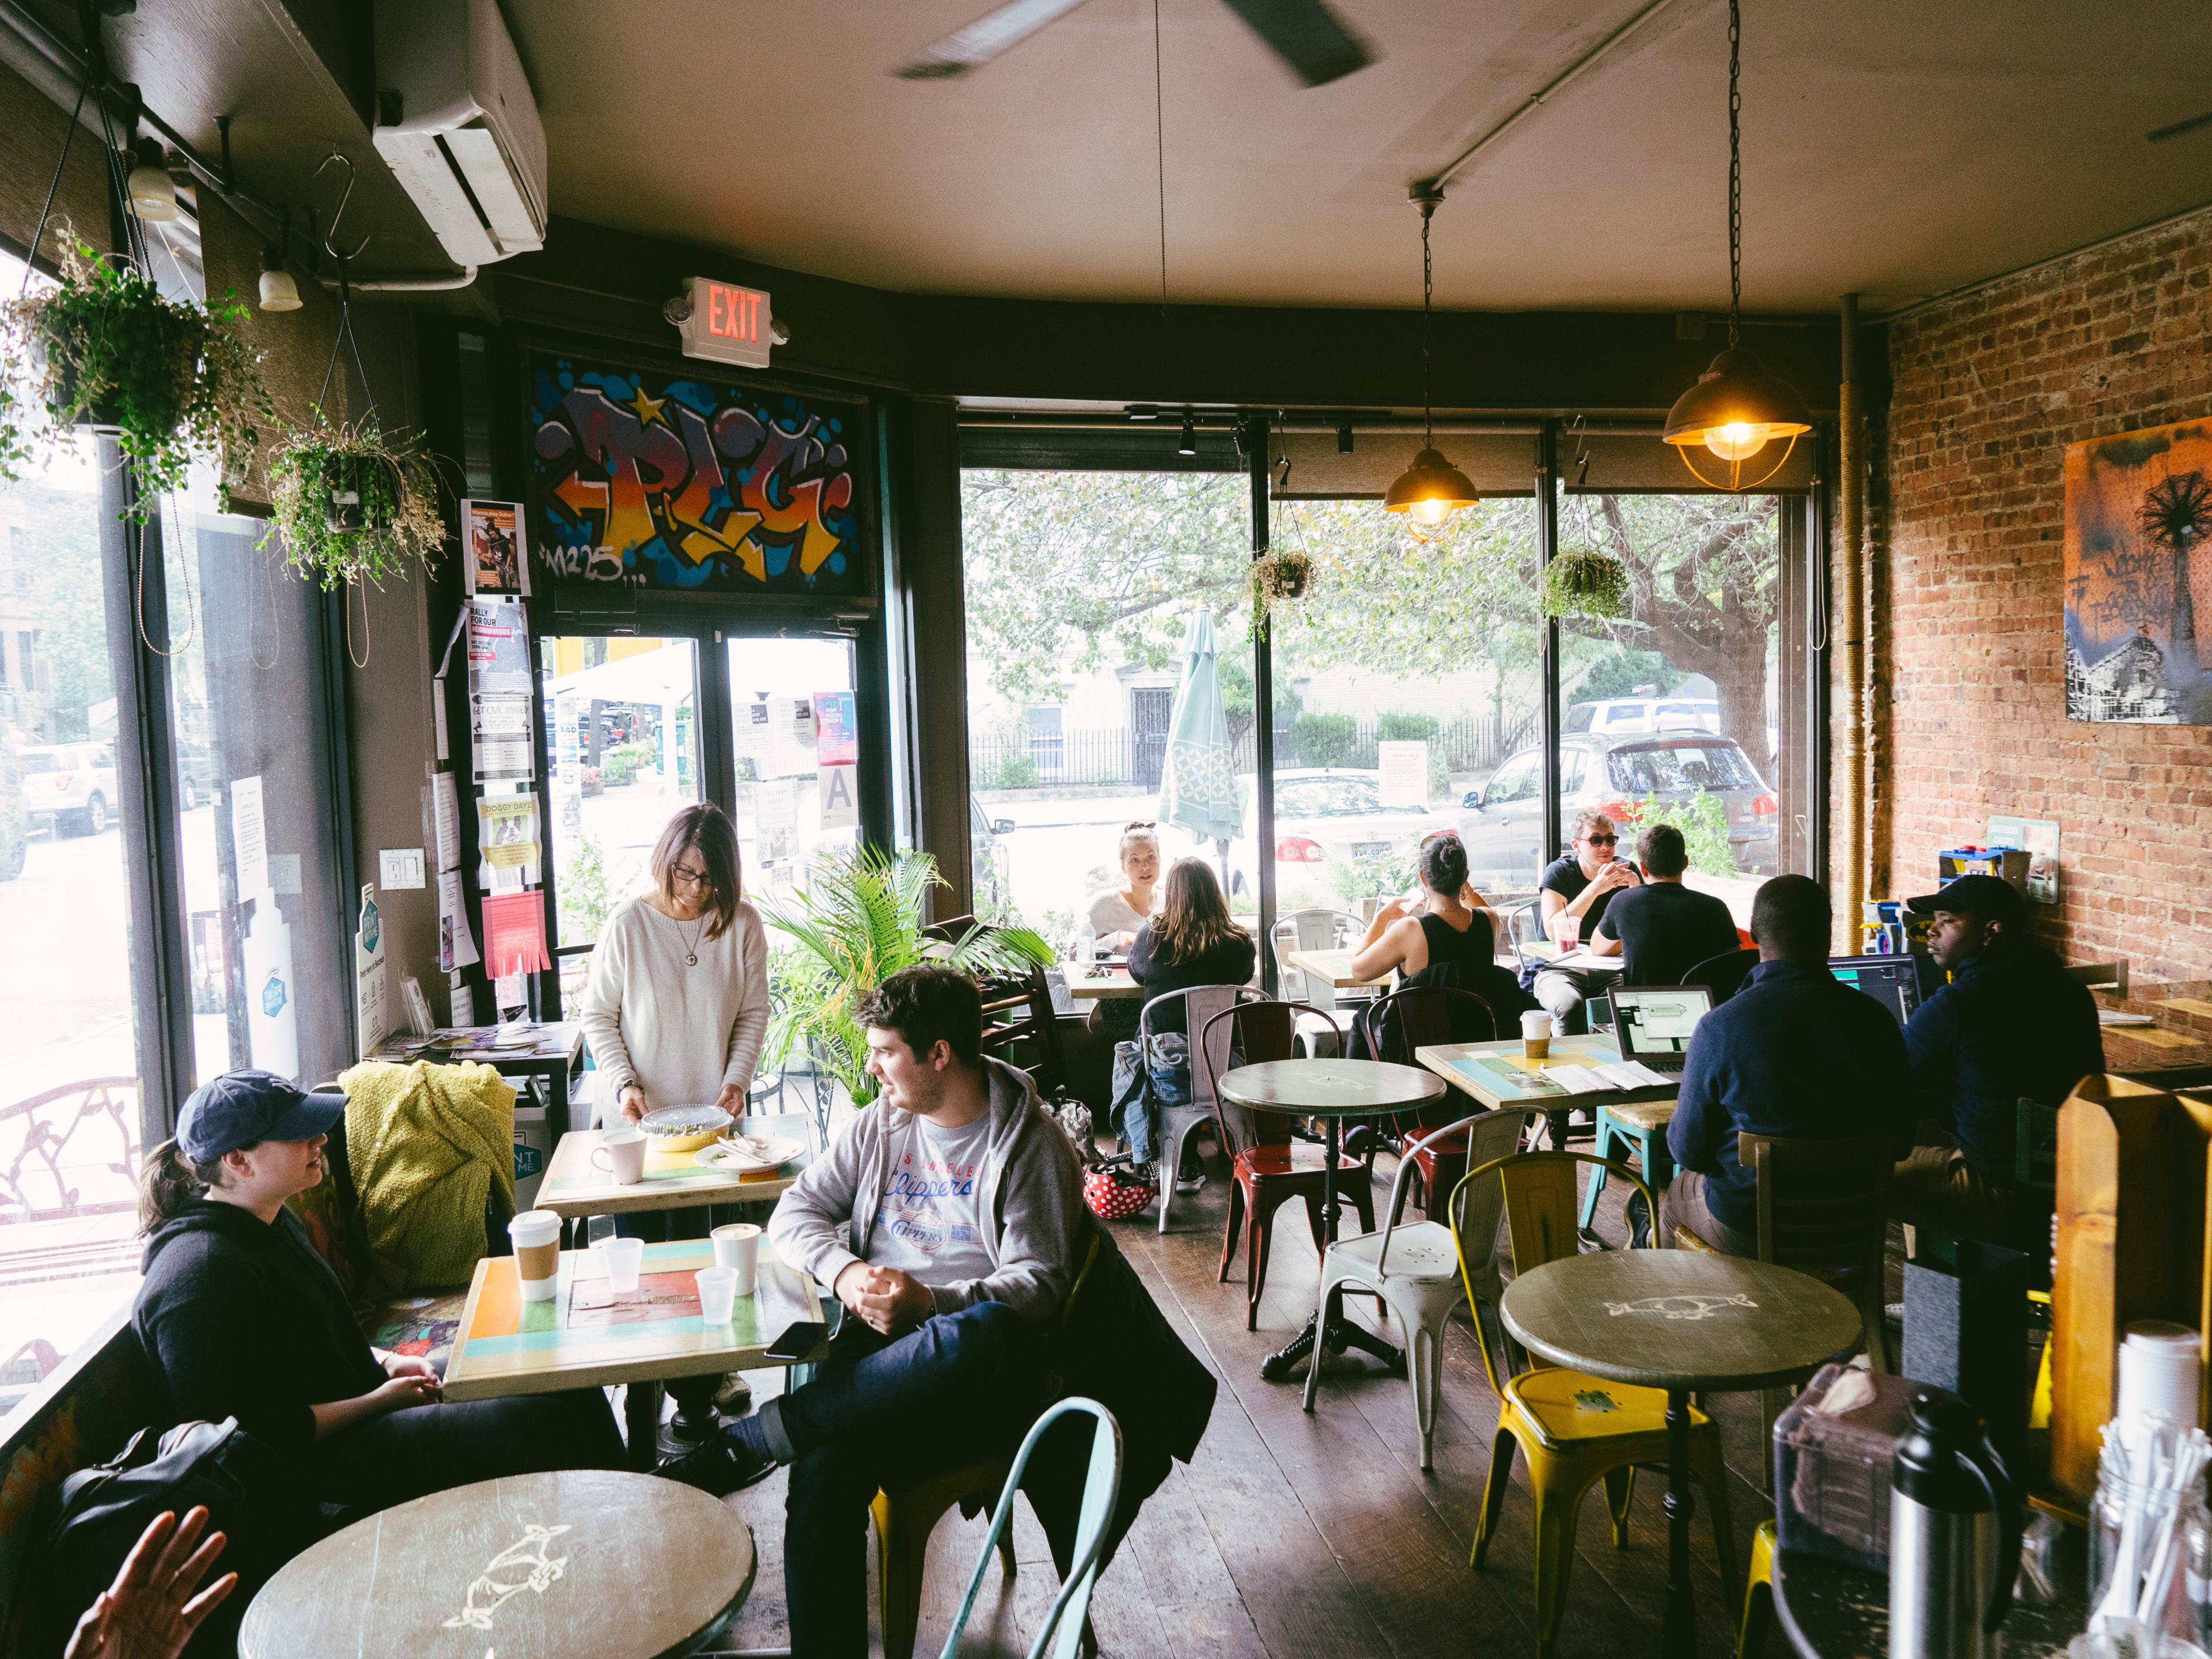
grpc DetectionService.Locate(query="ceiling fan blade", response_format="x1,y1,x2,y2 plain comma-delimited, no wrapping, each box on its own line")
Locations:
891,0,1097,78
1215,0,1374,87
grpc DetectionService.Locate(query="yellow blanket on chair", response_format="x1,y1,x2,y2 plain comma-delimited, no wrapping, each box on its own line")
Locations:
338,1059,517,1293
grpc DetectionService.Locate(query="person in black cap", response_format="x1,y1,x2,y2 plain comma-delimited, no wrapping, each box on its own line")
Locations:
1892,874,2103,1241
133,1070,625,1522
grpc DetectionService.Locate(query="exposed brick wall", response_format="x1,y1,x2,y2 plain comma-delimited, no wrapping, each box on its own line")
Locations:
1864,210,2212,982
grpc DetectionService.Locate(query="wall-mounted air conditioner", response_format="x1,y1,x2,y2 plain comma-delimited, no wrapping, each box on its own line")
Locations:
372,0,548,267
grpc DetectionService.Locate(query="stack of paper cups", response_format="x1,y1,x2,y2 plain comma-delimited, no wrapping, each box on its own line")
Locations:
2118,1320,2201,1449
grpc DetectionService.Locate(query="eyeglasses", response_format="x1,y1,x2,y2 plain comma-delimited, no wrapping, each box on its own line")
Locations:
1583,834,1618,846
671,865,711,888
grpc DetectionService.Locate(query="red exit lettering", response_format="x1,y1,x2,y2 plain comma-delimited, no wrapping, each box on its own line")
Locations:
705,283,762,342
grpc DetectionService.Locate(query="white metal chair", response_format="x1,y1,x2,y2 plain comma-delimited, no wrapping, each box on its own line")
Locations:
1301,1109,1538,1468
1499,897,1547,976
937,1398,1123,1659
1137,984,1264,1233
1271,907,1364,1056
1448,1108,1545,1387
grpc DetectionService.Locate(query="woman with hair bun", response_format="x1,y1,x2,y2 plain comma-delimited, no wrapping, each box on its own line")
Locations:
1347,831,1498,986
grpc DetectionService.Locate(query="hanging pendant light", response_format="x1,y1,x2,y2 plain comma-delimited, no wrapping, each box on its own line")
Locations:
1662,0,1810,491
124,137,180,222
1384,186,1478,540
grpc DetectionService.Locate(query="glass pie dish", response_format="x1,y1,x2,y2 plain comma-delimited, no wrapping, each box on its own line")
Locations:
634,1104,734,1153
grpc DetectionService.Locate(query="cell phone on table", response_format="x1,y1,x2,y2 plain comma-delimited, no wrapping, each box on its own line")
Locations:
764,1320,830,1362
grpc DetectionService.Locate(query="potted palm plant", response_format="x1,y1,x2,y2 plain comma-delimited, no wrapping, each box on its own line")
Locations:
0,237,269,518
263,415,446,588
762,847,1051,1108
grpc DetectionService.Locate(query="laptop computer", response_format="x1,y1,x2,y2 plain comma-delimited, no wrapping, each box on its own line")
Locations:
1828,955,1926,1027
1610,985,1715,1074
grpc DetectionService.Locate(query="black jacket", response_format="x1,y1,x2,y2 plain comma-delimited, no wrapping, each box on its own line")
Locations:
134,1201,384,1456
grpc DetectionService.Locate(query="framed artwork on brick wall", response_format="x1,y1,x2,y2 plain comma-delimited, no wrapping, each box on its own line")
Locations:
2063,417,2212,724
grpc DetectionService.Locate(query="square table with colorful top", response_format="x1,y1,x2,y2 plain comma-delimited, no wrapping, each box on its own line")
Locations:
1415,1033,1680,1188
532,1111,817,1226
442,1237,828,1468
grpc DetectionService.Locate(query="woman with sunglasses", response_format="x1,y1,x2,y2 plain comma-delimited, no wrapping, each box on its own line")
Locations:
1533,808,1642,1031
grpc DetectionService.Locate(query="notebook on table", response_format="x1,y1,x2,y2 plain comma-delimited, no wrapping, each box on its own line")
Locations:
1609,985,1714,1074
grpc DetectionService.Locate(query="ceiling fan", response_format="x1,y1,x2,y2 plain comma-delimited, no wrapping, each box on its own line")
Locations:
892,0,1373,88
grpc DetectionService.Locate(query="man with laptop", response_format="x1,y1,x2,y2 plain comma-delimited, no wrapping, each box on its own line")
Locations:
1589,823,1742,987
1656,875,1914,1254
1890,873,2102,1243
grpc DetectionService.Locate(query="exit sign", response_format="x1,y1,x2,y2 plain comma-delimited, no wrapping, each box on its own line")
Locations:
679,276,772,368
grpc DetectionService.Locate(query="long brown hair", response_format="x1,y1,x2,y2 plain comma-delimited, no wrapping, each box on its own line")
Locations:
1152,857,1247,963
652,803,743,940
137,1137,247,1233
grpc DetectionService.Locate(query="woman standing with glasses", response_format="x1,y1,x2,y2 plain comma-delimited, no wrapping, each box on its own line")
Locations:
578,802,769,1128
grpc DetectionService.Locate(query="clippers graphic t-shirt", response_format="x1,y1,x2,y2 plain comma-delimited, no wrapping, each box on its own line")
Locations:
868,1111,995,1288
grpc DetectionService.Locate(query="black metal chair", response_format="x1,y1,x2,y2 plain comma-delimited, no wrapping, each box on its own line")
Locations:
1680,946,1761,1004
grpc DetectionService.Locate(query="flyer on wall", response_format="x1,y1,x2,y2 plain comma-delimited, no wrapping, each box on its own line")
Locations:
467,597,532,696
478,793,543,885
461,499,531,596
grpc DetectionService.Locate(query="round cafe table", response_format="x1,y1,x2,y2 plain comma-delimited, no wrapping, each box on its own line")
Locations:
238,1469,755,1659
1500,1249,1860,1659
1217,1058,1445,1383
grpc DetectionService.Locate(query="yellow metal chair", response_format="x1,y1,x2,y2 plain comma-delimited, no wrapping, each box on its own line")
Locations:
1738,1518,1777,1659
1450,1150,1741,1658
873,1456,1017,1659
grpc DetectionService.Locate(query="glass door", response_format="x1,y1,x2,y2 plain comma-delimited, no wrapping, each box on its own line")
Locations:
724,634,861,908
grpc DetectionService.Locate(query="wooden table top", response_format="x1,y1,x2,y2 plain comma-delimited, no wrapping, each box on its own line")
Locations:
1499,1250,1861,1392
1515,940,1627,974
1283,948,1390,990
368,1022,584,1071
238,1469,754,1659
2099,982,2212,1081
1062,961,1141,1000
1217,1058,1445,1118
1416,1035,1680,1111
533,1111,815,1218
441,1240,827,1401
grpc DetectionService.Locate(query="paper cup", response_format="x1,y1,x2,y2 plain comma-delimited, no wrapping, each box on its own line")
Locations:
2119,1320,2202,1437
509,1209,562,1301
1520,1009,1553,1060
597,1236,643,1294
592,1127,646,1185
712,1222,761,1296
696,1266,738,1326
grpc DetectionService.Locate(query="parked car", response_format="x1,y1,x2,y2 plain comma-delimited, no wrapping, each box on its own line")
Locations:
1565,695,1719,738
0,745,25,880
971,796,1016,912
1455,732,1777,885
19,741,118,837
1225,768,1455,904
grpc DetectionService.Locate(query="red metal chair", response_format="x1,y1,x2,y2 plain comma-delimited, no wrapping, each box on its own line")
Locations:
1196,1000,1376,1330
1350,985,1497,1224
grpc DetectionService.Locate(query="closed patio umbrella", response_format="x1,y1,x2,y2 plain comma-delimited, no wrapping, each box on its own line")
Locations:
1157,609,1246,891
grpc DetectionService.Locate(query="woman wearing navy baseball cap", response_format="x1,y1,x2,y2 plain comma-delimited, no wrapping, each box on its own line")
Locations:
133,1070,626,1519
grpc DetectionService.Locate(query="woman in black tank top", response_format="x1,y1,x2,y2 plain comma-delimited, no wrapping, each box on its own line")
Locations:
1346,832,1496,984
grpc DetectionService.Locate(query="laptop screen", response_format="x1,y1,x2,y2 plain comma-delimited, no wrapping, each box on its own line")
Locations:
1829,955,1923,1027
1611,986,1714,1059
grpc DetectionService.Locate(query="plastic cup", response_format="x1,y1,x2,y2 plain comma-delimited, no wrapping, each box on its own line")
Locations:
599,1235,643,1294
711,1222,761,1296
1521,1009,1553,1061
508,1210,562,1301
696,1266,738,1325
591,1127,646,1185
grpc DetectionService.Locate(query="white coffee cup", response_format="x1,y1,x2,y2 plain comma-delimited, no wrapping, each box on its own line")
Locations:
712,1222,761,1296
592,1127,646,1185
596,1235,643,1294
1520,1009,1554,1060
696,1266,739,1326
508,1209,562,1301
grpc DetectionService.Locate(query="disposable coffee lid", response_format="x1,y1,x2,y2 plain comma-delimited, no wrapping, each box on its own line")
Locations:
2125,1321,2199,1347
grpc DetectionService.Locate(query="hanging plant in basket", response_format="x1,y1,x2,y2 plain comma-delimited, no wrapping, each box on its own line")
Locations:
1247,548,1315,634
1537,546,1630,621
0,238,270,519
263,416,447,588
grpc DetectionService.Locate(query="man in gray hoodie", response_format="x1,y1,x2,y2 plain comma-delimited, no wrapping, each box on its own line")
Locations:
661,963,1085,1658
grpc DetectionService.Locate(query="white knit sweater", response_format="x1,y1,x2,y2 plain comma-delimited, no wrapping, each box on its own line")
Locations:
578,893,770,1120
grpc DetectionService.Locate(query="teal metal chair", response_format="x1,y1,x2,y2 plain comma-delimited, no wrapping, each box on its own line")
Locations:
937,1398,1124,1659
1576,1100,1677,1233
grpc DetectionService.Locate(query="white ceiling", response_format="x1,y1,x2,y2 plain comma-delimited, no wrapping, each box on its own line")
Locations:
505,0,2212,316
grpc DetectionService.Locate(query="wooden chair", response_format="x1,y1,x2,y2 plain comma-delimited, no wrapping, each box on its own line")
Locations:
1347,984,1497,1222
1736,1131,1895,1374
1137,984,1267,1233
1449,1149,1739,1658
1681,946,1762,1004
977,963,1071,1100
1196,999,1375,1329
2065,959,2130,997
873,1456,1016,1659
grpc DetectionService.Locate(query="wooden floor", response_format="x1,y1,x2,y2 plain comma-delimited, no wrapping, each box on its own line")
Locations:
705,1154,1784,1659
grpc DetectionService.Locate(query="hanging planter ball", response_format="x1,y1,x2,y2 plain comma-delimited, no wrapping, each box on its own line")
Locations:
1538,546,1630,621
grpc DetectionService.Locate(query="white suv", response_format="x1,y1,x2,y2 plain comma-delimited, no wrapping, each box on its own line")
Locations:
18,742,118,837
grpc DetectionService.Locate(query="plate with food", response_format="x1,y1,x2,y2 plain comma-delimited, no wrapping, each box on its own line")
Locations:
694,1134,806,1172
636,1104,734,1153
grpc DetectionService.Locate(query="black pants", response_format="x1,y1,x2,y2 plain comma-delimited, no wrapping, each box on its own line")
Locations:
309,1387,626,1522
782,1303,1048,1659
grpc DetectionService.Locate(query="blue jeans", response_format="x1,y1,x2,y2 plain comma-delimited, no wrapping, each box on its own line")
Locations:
769,1301,1047,1659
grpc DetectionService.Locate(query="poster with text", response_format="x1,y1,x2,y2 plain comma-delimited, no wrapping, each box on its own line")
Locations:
814,690,857,766
461,498,530,596
2063,418,2212,724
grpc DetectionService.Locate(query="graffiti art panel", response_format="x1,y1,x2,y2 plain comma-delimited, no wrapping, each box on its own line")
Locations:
528,354,868,596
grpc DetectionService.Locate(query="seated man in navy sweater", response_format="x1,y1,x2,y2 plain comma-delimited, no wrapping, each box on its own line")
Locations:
1892,873,2103,1243
1662,875,1915,1255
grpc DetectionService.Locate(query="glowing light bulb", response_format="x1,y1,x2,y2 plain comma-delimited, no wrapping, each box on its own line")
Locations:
1410,497,1452,527
1703,422,1768,463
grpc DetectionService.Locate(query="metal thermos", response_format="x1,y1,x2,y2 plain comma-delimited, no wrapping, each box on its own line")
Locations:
1889,1387,2024,1659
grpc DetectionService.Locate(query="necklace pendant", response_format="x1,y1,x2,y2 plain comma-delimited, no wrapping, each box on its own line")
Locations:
685,952,698,967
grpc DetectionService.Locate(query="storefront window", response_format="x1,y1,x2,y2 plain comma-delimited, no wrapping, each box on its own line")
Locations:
724,634,862,906
0,249,147,1424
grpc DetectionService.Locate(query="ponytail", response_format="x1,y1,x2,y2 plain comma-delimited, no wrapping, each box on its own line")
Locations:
137,1137,231,1234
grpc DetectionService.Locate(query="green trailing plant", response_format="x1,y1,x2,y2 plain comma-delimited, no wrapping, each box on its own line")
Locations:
263,415,446,588
1537,545,1630,621
0,237,270,518
1245,548,1313,635
760,847,1052,1106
